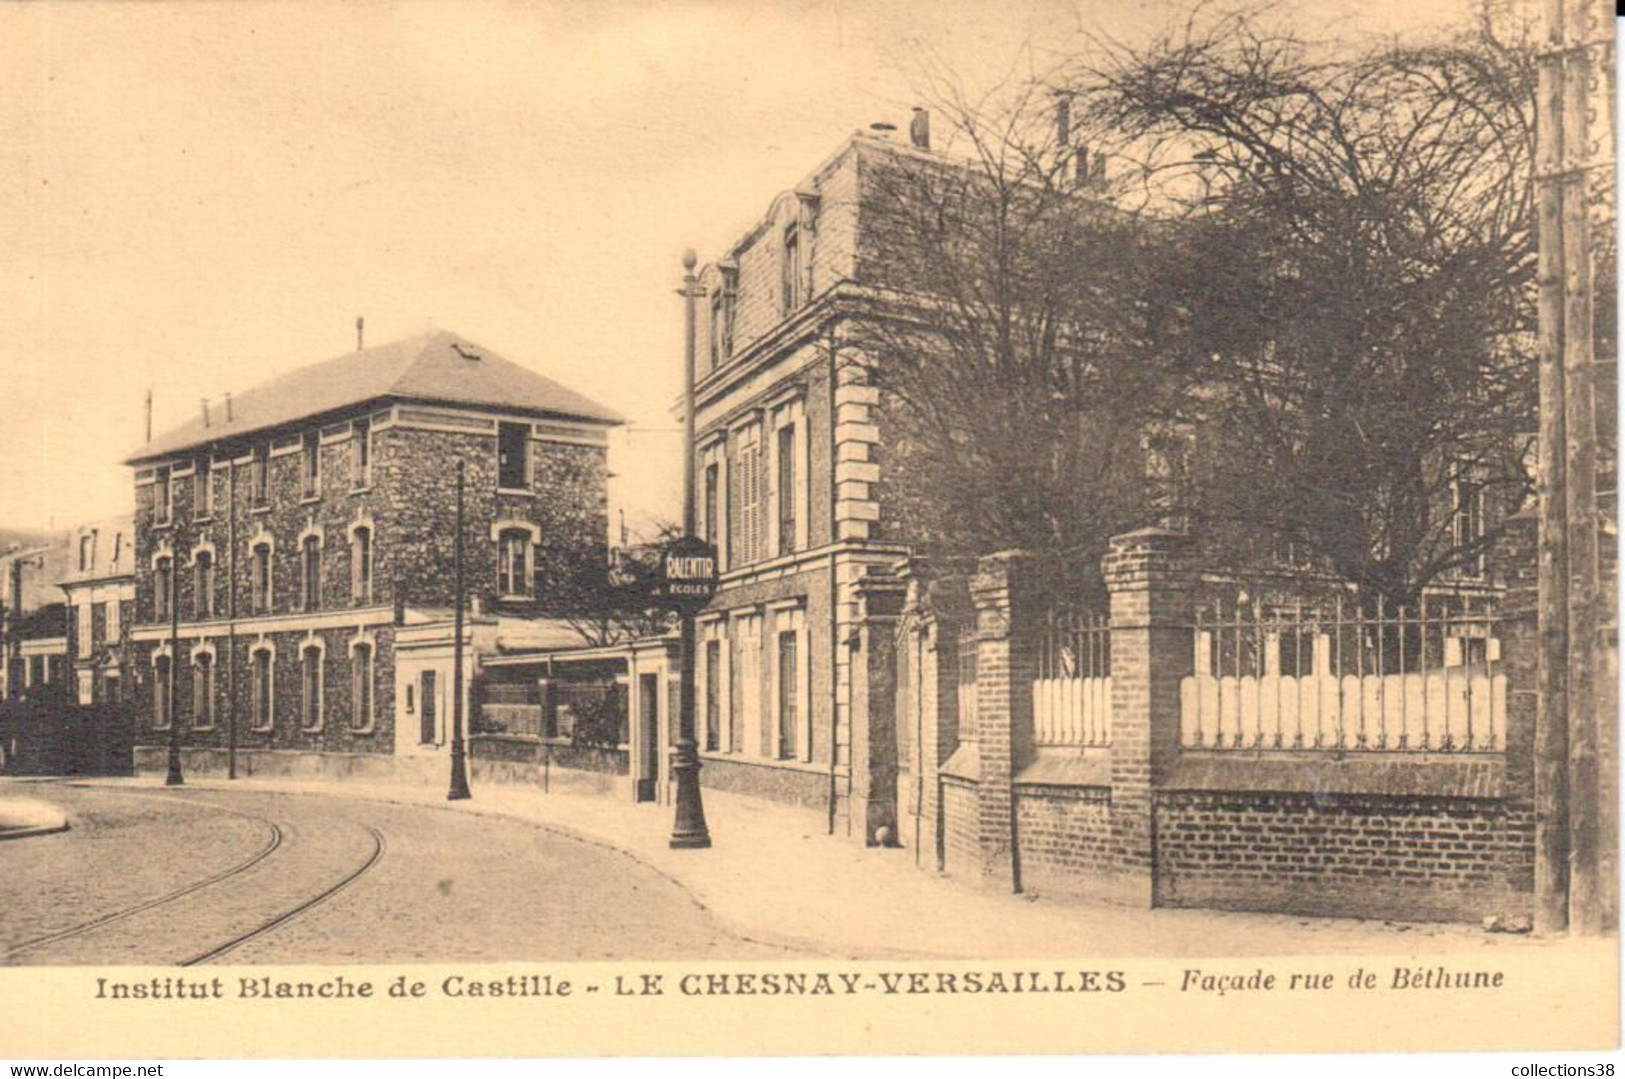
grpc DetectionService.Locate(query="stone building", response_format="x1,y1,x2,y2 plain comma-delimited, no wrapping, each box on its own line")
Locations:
1,535,71,702
123,330,622,775
60,516,136,706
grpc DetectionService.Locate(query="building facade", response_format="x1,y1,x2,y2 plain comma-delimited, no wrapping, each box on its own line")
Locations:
60,516,136,706
1,536,71,702
124,330,621,773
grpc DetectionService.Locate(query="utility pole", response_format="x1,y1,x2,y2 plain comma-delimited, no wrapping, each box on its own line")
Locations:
669,249,711,849
448,459,471,801
1534,0,1611,935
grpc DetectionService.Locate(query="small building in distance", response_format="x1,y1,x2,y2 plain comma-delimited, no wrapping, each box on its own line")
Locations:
59,516,136,707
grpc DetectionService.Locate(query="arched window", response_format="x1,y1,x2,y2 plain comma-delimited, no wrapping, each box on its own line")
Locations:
351,641,375,733
193,550,214,619
300,643,324,731
251,542,273,613
152,654,172,730
350,526,373,603
492,522,540,598
250,647,274,731
192,650,214,729
302,535,323,612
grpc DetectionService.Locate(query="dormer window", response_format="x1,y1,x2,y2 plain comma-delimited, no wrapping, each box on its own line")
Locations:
781,222,802,314
79,534,94,573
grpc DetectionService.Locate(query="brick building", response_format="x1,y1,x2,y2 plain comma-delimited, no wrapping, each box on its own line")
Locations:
123,330,622,774
1,535,70,702
60,516,136,706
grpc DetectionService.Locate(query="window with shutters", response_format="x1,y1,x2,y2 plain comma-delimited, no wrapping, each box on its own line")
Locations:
251,444,270,506
350,526,372,603
154,466,173,526
498,529,532,597
732,424,764,566
194,550,214,619
301,431,321,499
777,422,797,556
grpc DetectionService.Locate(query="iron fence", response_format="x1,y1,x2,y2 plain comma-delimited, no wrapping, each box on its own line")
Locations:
1032,608,1111,747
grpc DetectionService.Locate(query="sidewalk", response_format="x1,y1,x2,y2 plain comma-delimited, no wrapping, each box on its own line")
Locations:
70,772,1536,959
0,796,69,840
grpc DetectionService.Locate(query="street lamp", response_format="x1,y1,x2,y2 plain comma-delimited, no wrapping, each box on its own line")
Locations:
669,248,712,849
448,458,472,801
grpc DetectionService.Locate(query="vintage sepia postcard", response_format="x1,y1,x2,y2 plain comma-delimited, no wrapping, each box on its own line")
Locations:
0,0,1618,1061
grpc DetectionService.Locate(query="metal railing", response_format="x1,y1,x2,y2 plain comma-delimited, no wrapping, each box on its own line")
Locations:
1032,608,1111,747
1182,596,1506,752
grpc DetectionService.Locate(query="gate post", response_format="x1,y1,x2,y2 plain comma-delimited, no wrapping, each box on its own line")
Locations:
1103,527,1195,907
970,551,1042,891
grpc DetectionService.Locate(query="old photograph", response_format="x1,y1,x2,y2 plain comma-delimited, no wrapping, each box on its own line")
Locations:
0,0,1617,1059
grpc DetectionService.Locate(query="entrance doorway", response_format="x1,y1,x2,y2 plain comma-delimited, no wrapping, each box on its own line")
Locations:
420,670,438,745
636,672,660,802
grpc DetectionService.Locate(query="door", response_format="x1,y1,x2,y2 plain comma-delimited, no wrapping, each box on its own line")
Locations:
420,670,438,745
636,672,660,802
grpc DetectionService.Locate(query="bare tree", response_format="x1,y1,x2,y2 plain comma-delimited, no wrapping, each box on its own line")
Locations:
1073,4,1541,608
843,63,1186,603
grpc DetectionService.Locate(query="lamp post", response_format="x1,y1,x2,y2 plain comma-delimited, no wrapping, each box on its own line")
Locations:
448,459,472,801
669,248,712,849
165,553,183,786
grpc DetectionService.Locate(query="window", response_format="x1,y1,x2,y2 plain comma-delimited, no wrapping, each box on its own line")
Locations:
154,466,172,526
777,423,797,556
154,556,174,622
76,604,93,659
405,682,415,715
351,642,375,732
194,550,214,619
731,612,762,755
192,651,214,729
195,458,213,518
777,630,799,759
704,464,720,550
350,418,372,488
704,639,721,752
733,424,763,566
420,670,438,745
300,644,323,730
350,526,372,603
79,534,93,572
709,291,725,371
302,535,322,611
498,529,531,597
498,422,530,490
251,648,274,730
251,444,270,505
107,599,121,643
301,431,321,498
153,655,172,729
781,222,802,313
251,542,272,613
1453,476,1486,579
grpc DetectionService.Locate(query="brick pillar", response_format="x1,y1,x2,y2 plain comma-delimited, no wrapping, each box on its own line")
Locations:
1103,527,1195,907
970,551,1041,891
896,560,971,865
850,572,906,846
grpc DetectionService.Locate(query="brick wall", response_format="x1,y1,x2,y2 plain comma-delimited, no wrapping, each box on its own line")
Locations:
1013,785,1114,896
1155,791,1534,921
941,776,980,873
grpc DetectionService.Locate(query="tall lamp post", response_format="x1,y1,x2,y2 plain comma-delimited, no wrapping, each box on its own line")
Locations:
448,459,472,801
164,553,184,786
669,249,712,849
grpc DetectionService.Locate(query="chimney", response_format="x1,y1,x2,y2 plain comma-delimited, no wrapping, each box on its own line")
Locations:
909,107,930,150
868,122,897,139
201,398,211,428
356,316,365,352
145,389,153,443
224,391,234,422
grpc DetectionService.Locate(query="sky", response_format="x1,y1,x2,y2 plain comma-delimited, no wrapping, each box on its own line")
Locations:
0,0,1483,537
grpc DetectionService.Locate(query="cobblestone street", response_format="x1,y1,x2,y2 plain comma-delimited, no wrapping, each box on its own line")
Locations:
1,781,797,965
